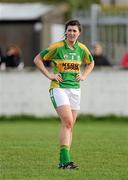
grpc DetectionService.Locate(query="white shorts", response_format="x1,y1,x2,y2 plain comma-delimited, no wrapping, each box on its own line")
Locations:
49,88,81,110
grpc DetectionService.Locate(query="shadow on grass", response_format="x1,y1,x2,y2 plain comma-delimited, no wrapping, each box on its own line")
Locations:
0,114,128,123
0,115,59,123
78,114,128,123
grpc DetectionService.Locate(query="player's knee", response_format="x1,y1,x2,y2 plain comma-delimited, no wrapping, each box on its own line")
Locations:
64,117,73,129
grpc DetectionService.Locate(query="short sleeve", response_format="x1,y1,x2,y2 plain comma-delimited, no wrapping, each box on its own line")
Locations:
39,45,57,61
83,46,94,65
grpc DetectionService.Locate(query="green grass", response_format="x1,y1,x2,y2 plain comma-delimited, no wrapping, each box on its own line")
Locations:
0,115,128,180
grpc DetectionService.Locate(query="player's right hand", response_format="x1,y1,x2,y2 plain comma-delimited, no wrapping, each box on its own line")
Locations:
49,73,63,82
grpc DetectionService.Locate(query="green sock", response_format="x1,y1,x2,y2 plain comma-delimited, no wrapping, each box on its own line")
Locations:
60,145,70,165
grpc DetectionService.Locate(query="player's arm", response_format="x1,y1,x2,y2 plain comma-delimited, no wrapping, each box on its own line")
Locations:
76,60,94,81
76,45,95,81
34,54,62,82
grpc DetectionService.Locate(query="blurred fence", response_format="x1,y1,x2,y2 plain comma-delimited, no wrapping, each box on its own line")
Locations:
0,68,128,116
73,4,128,65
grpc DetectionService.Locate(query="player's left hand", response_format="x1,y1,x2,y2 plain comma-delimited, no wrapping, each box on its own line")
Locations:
76,74,86,81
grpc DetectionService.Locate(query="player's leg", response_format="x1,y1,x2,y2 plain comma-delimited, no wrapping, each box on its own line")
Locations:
50,88,72,167
69,88,81,149
49,88,79,169
56,106,79,169
69,110,78,149
57,105,73,146
56,105,73,167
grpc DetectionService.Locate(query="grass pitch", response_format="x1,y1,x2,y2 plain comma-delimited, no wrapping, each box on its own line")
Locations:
0,115,128,180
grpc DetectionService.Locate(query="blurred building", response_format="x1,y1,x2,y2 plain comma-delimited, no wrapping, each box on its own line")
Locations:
73,4,128,65
101,0,128,5
0,3,68,66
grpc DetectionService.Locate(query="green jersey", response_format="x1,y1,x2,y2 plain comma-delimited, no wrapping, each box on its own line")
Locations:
40,40,93,89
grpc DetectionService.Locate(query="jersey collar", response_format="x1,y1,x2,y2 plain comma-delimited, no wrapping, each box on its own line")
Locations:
64,40,78,50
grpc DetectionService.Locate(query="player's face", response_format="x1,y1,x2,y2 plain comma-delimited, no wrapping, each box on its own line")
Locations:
66,25,80,43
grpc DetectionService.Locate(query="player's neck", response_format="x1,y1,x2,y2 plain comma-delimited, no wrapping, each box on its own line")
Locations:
66,40,76,50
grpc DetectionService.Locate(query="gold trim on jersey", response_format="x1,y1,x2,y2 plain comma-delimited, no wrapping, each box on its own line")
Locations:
43,41,64,61
50,80,60,89
43,50,55,61
78,42,93,64
78,42,90,54
48,41,64,51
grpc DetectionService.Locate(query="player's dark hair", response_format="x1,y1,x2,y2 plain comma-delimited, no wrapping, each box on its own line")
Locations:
65,19,82,32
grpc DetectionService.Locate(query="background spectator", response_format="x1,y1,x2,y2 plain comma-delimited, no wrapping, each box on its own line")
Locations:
120,52,128,69
0,47,6,70
5,44,24,70
0,47,3,62
92,42,111,66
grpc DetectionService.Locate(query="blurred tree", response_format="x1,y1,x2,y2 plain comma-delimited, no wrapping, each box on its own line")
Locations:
66,0,100,10
0,0,100,10
0,0,100,19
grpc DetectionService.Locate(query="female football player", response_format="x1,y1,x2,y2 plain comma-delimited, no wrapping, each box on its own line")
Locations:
34,19,94,169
